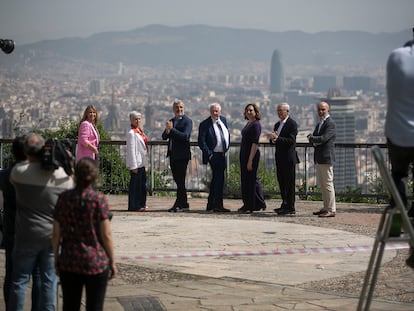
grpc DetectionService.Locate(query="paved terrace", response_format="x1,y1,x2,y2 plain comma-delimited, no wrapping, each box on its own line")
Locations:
1,196,413,310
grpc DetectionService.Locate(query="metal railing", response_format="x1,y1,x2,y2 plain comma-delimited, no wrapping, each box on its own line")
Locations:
0,139,391,202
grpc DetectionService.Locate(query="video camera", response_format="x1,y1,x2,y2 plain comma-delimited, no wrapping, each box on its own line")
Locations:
0,39,15,54
42,138,75,176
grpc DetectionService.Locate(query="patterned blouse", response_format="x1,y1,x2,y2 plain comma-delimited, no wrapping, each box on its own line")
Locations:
54,186,110,275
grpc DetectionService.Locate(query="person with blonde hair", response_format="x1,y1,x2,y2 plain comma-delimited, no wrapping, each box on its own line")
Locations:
76,105,100,162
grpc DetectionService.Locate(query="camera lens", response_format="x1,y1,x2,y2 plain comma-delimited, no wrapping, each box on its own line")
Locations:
0,39,15,54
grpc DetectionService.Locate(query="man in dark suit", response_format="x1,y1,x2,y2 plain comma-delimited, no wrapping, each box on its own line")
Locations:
198,103,230,212
162,99,193,212
268,103,299,215
307,101,337,218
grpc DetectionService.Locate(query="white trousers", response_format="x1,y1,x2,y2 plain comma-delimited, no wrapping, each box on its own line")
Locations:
316,164,336,212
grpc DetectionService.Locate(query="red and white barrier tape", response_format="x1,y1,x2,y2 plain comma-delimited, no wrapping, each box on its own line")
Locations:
118,242,409,261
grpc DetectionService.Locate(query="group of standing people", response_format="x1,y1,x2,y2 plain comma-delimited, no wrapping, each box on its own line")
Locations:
0,104,116,311
146,98,337,217
2,31,414,311
116,34,414,262
0,98,338,310
123,31,414,275
159,100,268,214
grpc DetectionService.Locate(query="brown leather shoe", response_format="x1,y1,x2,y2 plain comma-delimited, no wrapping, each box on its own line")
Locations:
313,209,326,216
318,211,335,217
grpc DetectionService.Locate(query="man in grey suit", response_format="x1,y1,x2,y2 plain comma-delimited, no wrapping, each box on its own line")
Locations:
307,101,336,217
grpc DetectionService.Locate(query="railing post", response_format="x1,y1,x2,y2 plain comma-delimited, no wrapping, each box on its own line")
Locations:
150,144,154,195
0,142,3,169
226,150,230,192
304,145,309,200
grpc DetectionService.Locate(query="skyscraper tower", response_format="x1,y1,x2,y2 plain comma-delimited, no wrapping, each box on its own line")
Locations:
105,85,121,132
270,50,284,94
318,91,358,191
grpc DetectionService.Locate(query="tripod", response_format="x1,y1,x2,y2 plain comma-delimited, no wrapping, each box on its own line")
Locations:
357,146,414,310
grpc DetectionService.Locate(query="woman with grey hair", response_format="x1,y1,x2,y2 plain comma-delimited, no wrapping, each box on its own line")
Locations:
126,111,149,211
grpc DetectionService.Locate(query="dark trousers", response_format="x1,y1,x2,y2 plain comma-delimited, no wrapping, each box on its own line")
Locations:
128,167,147,211
208,153,226,208
387,139,414,208
276,161,296,209
59,269,109,311
170,158,189,208
240,151,266,211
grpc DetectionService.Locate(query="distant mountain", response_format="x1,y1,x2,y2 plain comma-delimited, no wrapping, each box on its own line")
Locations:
0,24,410,68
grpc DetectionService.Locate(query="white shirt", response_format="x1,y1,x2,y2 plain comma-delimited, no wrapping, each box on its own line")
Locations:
212,119,229,152
277,116,289,135
318,115,330,133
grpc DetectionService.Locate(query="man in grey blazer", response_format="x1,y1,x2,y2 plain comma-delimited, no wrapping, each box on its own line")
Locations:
307,101,336,217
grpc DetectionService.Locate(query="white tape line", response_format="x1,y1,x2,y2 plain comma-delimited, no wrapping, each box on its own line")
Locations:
118,242,409,261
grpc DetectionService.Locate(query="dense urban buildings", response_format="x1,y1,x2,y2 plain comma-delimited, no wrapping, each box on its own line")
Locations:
0,48,389,194
0,59,387,140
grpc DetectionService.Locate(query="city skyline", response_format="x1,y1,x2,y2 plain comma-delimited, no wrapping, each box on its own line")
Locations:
1,0,413,44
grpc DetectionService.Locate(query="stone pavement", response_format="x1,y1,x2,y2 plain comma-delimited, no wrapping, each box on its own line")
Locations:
1,195,413,310
102,196,413,311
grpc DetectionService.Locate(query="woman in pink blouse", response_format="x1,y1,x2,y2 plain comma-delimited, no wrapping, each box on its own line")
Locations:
76,105,100,162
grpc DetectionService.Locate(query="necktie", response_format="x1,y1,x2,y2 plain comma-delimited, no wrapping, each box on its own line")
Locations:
216,121,227,152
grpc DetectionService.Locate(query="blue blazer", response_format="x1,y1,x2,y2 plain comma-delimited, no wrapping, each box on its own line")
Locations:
162,114,193,161
198,116,230,164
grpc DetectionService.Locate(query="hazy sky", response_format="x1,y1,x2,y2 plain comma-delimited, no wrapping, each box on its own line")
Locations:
1,0,413,44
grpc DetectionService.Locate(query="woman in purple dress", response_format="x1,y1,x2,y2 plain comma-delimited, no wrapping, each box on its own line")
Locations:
238,103,266,213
